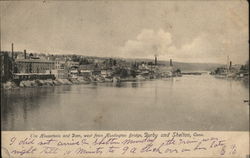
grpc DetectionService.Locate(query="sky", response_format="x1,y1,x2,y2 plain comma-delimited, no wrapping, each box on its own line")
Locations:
0,0,248,64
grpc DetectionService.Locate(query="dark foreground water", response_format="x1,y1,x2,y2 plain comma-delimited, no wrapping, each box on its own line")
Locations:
1,74,249,131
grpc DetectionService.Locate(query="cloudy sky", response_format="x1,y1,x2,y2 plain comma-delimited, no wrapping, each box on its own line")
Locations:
0,0,248,64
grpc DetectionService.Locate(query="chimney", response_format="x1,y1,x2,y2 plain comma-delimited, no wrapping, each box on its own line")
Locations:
155,55,157,65
11,43,14,59
170,59,173,67
24,49,27,59
227,55,230,69
229,61,232,69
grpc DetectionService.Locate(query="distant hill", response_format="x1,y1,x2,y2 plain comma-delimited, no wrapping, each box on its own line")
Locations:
60,55,225,71
123,58,223,71
162,61,224,71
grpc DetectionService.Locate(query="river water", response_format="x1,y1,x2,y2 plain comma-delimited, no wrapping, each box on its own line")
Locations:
1,74,249,131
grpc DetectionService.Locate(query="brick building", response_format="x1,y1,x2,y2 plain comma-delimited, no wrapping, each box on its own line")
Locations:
14,59,55,74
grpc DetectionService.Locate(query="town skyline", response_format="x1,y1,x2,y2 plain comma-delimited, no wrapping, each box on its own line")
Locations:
1,43,248,66
0,1,248,64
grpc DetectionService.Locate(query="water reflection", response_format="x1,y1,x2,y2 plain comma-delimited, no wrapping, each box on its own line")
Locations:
131,82,139,88
1,75,249,131
100,81,144,88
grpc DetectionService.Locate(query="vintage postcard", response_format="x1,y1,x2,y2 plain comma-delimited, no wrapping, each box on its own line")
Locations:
0,0,249,157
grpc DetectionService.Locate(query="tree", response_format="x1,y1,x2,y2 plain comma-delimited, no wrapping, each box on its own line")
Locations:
95,63,99,68
130,69,137,77
240,60,249,71
72,55,80,62
175,69,181,74
113,59,117,66
120,68,129,78
79,58,89,65
148,62,154,65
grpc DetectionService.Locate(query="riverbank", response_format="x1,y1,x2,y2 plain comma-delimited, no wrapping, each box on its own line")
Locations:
213,74,249,81
1,76,165,90
1,77,145,90
1,78,90,90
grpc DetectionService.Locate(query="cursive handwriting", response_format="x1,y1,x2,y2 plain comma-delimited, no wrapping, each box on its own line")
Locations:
4,131,241,157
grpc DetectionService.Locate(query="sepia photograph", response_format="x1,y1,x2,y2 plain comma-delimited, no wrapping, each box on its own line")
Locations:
0,0,249,132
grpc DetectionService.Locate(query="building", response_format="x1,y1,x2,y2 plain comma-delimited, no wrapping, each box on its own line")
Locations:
229,64,241,73
92,68,101,76
48,69,68,79
101,69,113,78
79,65,95,77
158,66,173,77
55,59,66,69
69,69,79,79
138,64,149,71
66,61,79,69
80,70,92,77
12,73,55,81
15,59,55,74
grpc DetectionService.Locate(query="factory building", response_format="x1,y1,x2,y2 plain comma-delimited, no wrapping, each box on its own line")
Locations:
15,59,55,74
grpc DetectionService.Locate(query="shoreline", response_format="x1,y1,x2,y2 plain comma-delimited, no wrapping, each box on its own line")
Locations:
1,74,248,90
1,76,171,90
1,78,87,90
1,77,144,90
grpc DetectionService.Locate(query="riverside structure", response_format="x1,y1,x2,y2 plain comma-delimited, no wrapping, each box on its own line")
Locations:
1,45,182,89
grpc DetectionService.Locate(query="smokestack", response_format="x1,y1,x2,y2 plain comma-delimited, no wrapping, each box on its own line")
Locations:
170,59,173,67
229,61,232,69
155,55,157,65
11,43,14,59
24,49,27,59
227,55,230,69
